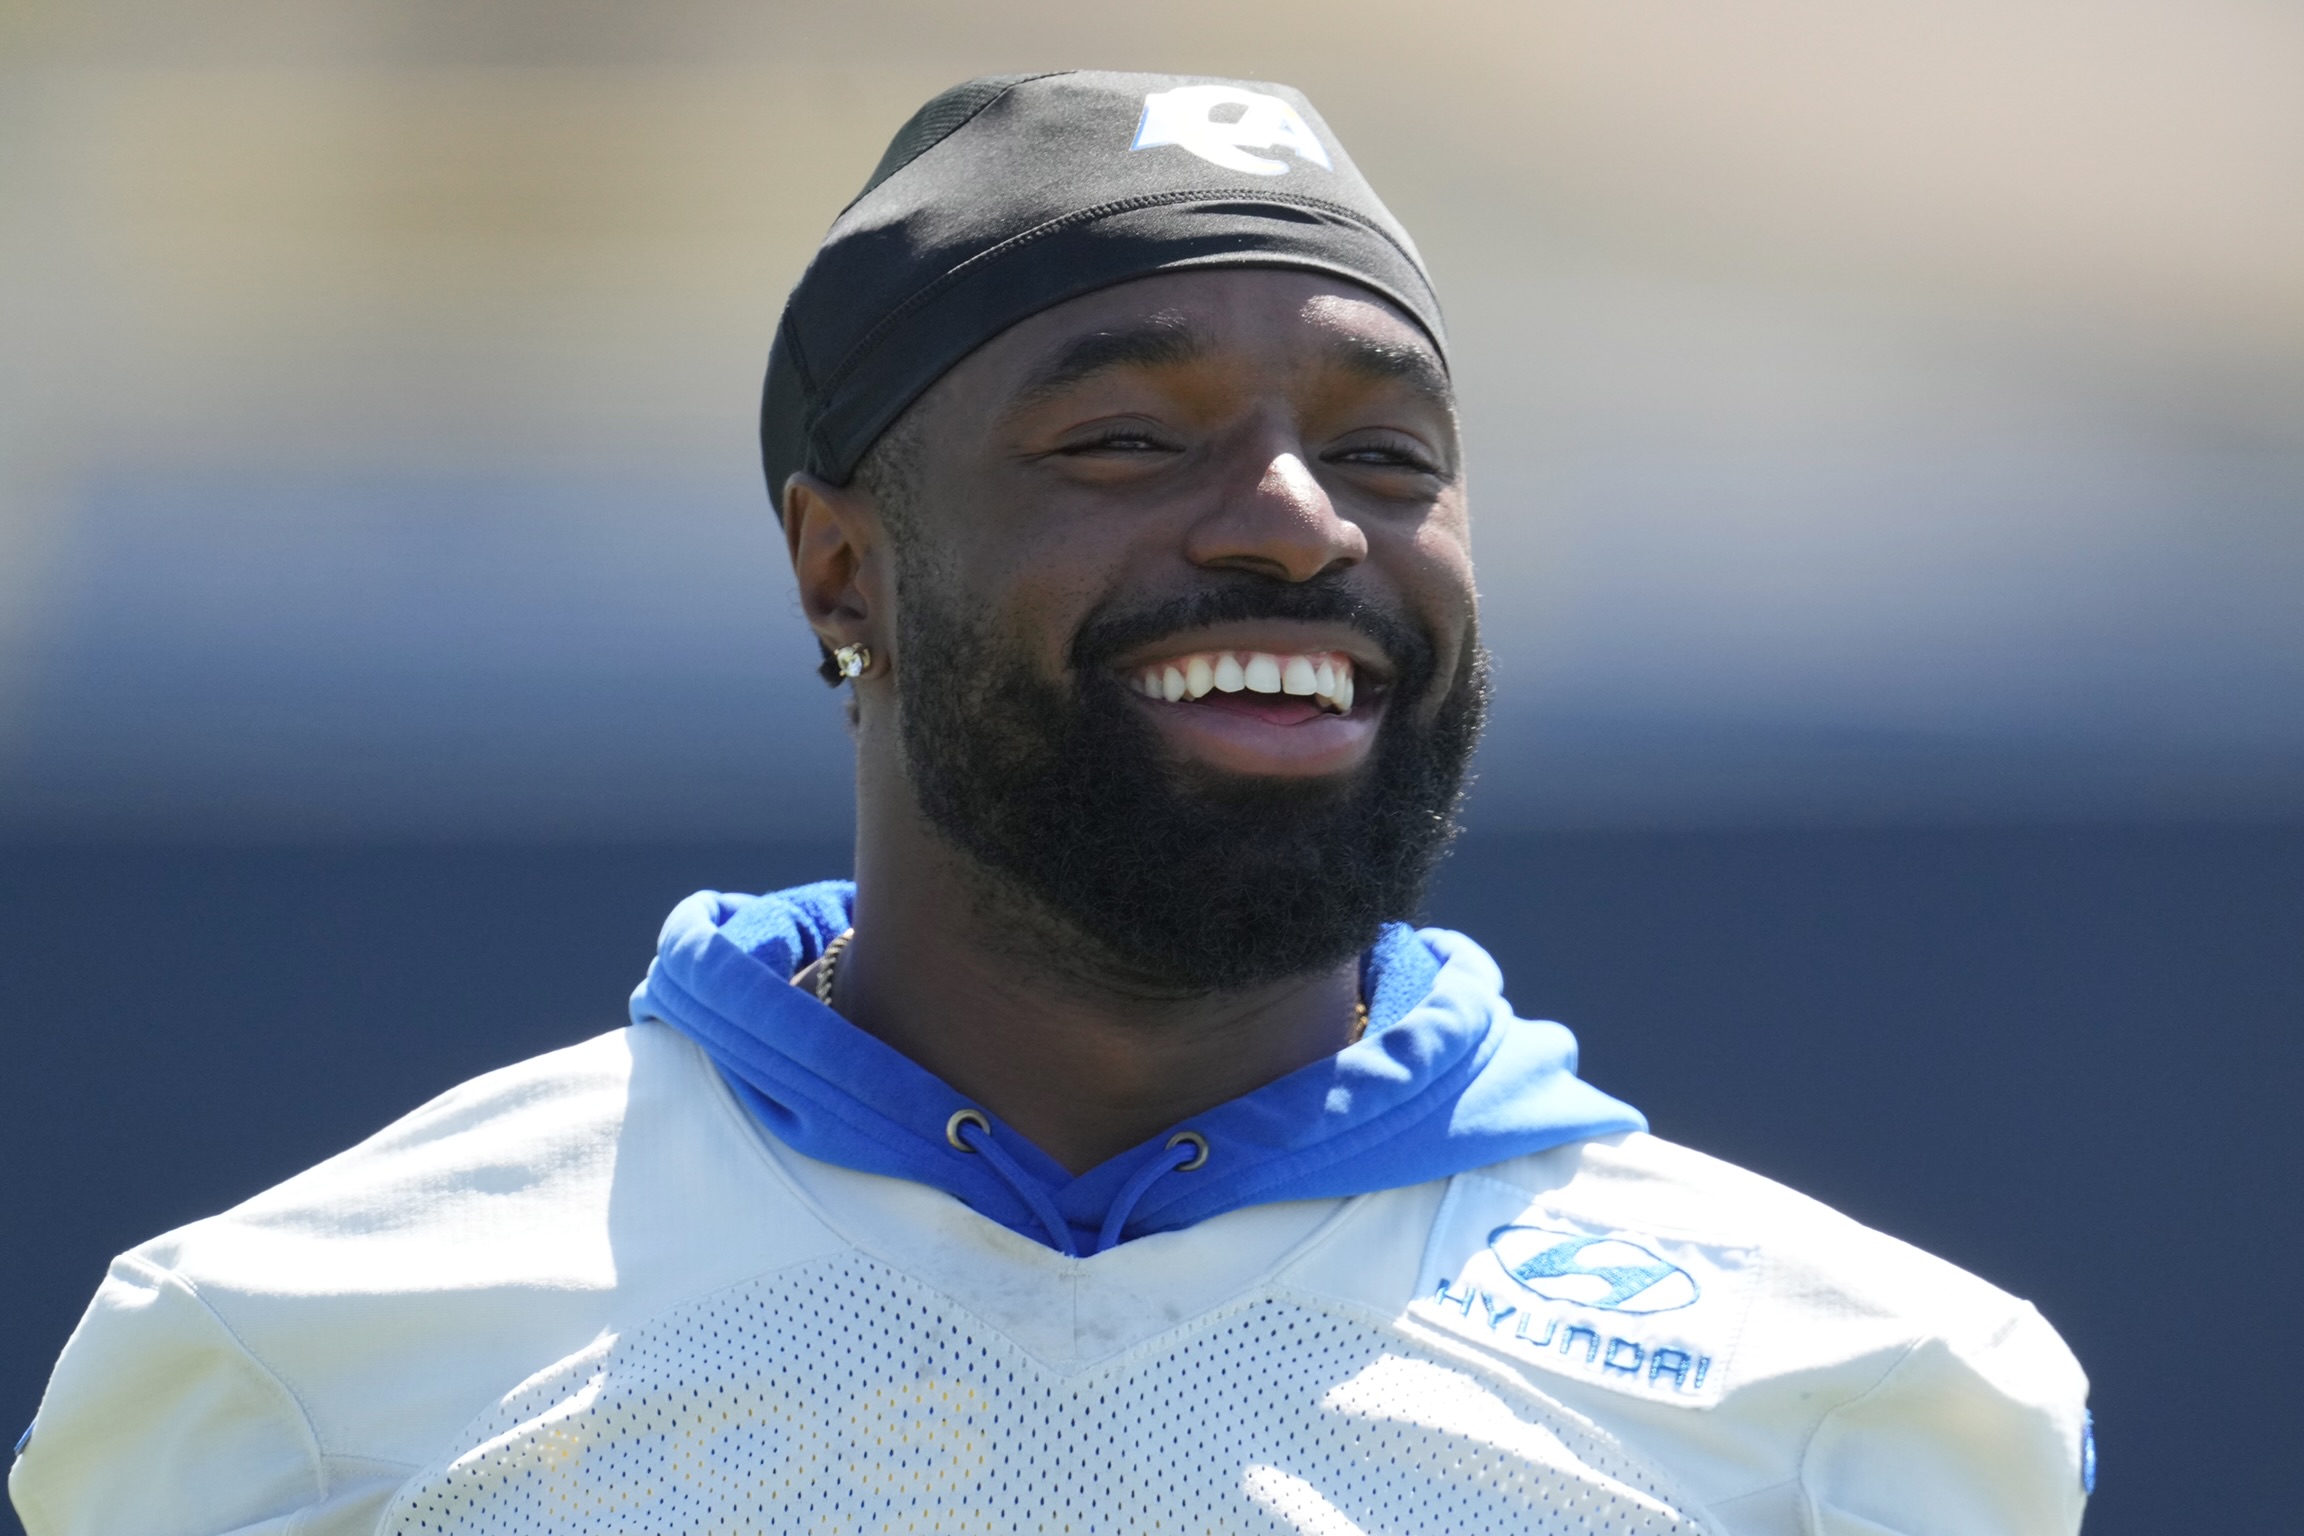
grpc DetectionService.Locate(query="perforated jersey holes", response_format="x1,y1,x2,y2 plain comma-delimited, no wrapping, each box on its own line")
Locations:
386,1253,1698,1534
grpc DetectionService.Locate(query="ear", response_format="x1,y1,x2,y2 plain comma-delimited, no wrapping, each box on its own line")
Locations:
784,472,889,678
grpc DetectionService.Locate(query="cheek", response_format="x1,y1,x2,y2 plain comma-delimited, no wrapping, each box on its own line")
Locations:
1384,512,1480,713
899,476,1123,674
1381,506,1478,628
1418,495,1476,570
962,531,1138,675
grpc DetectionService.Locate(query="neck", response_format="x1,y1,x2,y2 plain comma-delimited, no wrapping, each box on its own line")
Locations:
833,786,1361,1176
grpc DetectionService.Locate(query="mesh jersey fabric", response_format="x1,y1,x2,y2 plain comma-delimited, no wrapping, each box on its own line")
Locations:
9,1024,2094,1536
383,1254,1703,1535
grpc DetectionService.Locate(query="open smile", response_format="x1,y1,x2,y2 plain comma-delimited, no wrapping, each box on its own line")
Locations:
1128,648,1356,714
1113,627,1390,778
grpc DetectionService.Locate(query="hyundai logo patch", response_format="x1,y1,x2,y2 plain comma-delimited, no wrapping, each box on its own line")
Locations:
1488,1226,1701,1314
1410,1175,1760,1407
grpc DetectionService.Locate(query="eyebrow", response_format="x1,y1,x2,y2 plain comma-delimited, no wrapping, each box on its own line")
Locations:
1317,330,1454,413
1003,317,1214,417
999,310,1454,418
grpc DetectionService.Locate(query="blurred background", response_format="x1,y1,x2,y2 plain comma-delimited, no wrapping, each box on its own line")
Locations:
3,2,2299,1531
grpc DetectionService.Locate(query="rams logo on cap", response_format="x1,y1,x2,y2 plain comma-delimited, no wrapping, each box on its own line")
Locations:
1131,85,1333,177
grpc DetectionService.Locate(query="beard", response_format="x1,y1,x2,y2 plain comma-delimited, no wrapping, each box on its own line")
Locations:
892,565,1488,995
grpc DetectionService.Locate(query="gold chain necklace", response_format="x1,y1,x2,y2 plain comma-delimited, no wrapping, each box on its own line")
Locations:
809,927,1369,1043
812,928,854,1005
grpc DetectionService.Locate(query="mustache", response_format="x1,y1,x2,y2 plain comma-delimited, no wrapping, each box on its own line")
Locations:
1067,576,1435,685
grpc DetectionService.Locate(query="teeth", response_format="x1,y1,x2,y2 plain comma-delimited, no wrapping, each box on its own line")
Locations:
1129,650,1358,713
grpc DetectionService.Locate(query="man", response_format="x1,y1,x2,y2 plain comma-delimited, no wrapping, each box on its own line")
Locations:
11,72,2090,1535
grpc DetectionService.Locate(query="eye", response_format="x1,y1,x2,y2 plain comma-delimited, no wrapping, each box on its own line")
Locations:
1063,426,1175,455
1327,435,1443,476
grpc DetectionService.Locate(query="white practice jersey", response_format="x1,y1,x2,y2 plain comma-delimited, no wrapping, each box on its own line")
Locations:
10,1022,2089,1536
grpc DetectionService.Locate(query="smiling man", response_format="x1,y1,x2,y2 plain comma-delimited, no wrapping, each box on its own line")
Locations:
12,73,2090,1536
784,267,1487,1180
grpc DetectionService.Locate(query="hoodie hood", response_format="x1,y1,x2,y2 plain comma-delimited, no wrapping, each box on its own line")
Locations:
631,882,1644,1256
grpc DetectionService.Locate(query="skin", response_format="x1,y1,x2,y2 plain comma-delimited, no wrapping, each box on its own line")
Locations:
783,268,1475,1175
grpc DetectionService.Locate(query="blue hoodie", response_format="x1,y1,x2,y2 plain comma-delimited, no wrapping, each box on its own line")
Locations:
631,882,1644,1257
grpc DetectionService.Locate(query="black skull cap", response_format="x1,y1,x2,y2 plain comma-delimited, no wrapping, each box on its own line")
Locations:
761,70,1446,516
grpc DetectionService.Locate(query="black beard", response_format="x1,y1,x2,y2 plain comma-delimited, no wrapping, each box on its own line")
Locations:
893,571,1487,995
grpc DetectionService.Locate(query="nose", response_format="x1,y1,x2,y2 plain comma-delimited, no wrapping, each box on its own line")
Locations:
1183,447,1367,583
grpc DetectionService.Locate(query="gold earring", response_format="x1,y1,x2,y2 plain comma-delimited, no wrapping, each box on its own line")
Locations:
834,643,871,680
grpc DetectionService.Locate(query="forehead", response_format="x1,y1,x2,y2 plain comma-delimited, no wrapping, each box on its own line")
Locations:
942,268,1451,413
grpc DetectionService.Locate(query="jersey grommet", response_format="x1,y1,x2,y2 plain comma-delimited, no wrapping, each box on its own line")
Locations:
1166,1129,1210,1171
946,1108,992,1151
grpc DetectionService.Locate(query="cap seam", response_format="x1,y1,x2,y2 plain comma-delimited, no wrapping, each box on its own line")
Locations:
780,307,819,400
834,70,1075,222
813,187,1438,404
772,307,831,481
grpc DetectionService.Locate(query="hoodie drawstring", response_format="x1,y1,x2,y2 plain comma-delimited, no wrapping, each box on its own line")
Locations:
948,1110,1081,1258
948,1110,1206,1258
1094,1132,1205,1255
